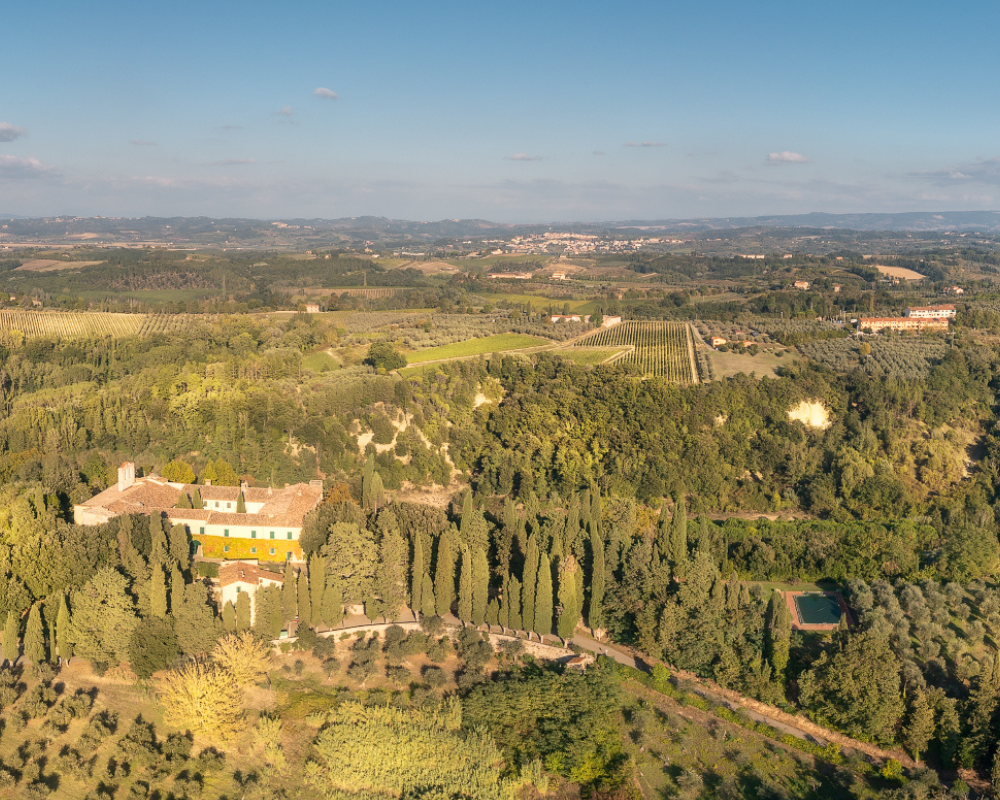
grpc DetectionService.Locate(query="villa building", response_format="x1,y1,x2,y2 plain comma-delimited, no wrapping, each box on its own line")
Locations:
74,462,324,562
903,304,956,319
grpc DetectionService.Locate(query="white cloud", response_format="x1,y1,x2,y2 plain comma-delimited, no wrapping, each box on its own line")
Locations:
0,155,52,179
767,151,810,164
0,123,27,143
909,157,1000,185
129,139,158,147
506,153,542,161
625,141,665,148
274,106,293,116
313,87,339,100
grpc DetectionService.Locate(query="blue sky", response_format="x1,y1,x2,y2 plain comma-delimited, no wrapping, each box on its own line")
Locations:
2,0,1000,221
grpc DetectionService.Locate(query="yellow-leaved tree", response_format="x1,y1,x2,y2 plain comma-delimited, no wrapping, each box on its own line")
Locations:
211,631,271,686
159,661,243,740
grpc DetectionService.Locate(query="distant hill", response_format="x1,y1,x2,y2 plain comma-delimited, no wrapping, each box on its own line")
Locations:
3,211,1000,247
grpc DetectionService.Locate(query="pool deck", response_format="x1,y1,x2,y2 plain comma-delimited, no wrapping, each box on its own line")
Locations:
784,590,853,631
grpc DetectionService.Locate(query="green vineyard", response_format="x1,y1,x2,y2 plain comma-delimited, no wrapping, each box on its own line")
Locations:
0,311,189,340
574,321,699,384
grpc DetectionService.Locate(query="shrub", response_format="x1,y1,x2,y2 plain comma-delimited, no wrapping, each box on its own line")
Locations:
423,666,447,688
313,636,338,660
196,562,220,579
322,658,341,677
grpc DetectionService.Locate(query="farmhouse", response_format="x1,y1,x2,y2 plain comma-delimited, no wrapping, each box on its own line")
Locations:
904,304,956,319
304,303,321,313
793,280,811,290
857,316,949,334
550,314,586,323
710,336,727,347
218,561,284,624
74,462,324,562
944,286,965,295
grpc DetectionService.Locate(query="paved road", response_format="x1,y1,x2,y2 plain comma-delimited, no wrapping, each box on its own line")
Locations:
572,633,639,668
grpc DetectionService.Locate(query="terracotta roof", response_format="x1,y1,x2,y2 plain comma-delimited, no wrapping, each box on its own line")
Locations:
76,476,323,529
907,304,955,311
219,561,284,588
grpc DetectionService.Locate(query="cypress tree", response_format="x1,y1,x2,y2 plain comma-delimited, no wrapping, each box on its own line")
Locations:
434,529,456,617
2,612,17,666
670,492,688,577
458,547,474,625
498,575,511,630
508,576,522,631
235,592,251,630
24,604,45,664
411,533,424,617
192,487,203,509
282,563,297,622
298,573,313,628
150,516,168,565
486,599,500,628
176,492,192,509
46,606,56,662
589,525,605,631
170,566,184,613
767,591,792,680
472,548,489,627
310,554,325,621
460,492,473,541
362,453,375,509
521,534,539,636
557,556,580,641
323,576,344,628
902,687,936,762
222,601,237,632
992,749,1000,799
236,491,246,514
56,595,72,663
150,563,168,618
534,553,553,640
420,573,436,619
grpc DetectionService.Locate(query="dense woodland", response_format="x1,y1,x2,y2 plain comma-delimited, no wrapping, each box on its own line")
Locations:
2,247,1000,796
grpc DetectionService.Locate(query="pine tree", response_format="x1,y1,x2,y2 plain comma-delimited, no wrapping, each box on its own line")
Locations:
411,533,424,617
557,556,580,641
323,576,344,628
420,573,436,619
310,554,325,622
24,604,45,664
534,553,553,640
282,563,297,622
767,591,792,681
589,526,605,631
458,547,474,625
56,595,72,663
472,548,489,627
192,487,204,509
2,611,17,666
434,529,456,617
299,573,313,628
236,491,246,514
521,534,539,636
222,601,237,632
235,592,251,631
967,651,1000,760
150,563,168,619
508,576,522,631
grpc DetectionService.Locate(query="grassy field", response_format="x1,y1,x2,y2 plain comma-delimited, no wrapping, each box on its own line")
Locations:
405,333,550,364
554,347,627,366
706,347,794,379
301,351,341,372
484,293,596,313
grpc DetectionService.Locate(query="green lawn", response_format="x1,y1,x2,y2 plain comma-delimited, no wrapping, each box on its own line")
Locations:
406,334,551,364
